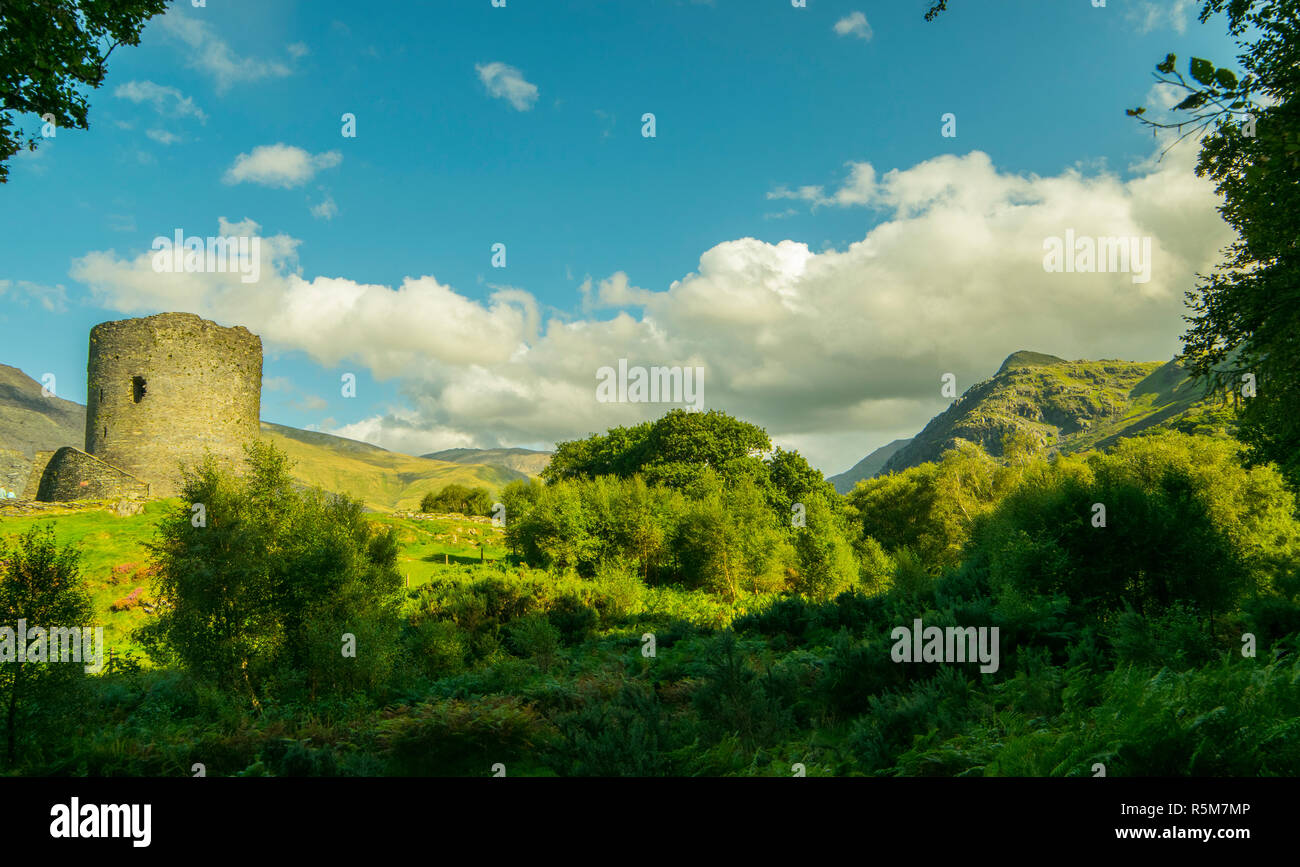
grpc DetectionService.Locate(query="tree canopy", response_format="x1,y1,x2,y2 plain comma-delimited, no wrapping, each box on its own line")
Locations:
1143,1,1300,487
0,0,167,182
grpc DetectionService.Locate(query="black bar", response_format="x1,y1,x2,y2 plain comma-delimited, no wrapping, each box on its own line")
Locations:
4,776,1287,855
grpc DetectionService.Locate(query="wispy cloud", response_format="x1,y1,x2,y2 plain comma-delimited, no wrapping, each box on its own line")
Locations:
158,12,292,92
0,280,69,313
114,80,207,122
1130,0,1196,34
834,12,873,41
767,162,878,209
146,129,181,145
261,374,329,412
476,62,539,111
310,193,339,220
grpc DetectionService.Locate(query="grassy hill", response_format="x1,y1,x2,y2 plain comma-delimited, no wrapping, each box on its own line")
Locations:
0,364,538,511
872,351,1222,478
0,364,86,493
261,422,528,512
423,447,551,477
0,500,172,654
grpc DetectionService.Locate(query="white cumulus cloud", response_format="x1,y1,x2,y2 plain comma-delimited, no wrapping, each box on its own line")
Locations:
223,144,342,188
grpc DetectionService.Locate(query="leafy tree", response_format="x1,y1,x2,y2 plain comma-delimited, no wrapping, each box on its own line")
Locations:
790,491,857,600
500,478,543,559
1,0,168,182
848,442,1004,571
543,420,653,482
0,525,94,766
766,446,837,522
967,432,1299,624
924,0,948,20
508,479,598,573
140,441,403,707
544,409,772,491
608,475,683,583
1121,2,1300,486
674,471,790,600
853,534,896,594
421,483,492,516
504,474,691,582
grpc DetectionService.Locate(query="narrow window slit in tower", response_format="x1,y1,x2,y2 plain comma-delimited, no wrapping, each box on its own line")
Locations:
132,376,147,403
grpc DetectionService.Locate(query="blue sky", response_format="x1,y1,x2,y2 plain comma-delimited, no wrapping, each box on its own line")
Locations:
0,0,1241,473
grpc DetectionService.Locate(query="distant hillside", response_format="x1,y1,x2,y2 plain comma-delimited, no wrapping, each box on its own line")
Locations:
0,365,529,510
0,364,86,449
0,364,86,492
876,350,1216,477
261,422,528,512
423,447,551,477
828,438,910,494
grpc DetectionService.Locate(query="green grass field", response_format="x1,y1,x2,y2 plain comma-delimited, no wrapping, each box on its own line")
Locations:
0,502,515,662
0,501,172,653
364,512,509,588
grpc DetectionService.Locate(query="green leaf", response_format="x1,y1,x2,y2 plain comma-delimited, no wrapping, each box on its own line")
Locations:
1175,93,1208,111
1156,53,1177,74
1214,68,1238,90
1190,57,1216,86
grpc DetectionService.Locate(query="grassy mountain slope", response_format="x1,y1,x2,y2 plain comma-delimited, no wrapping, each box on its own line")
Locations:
0,364,86,451
828,438,910,494
423,447,551,477
877,351,1218,477
0,364,86,492
0,365,527,511
261,422,526,511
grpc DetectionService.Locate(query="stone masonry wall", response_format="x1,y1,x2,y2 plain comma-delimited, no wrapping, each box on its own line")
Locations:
36,447,150,501
21,449,55,499
83,313,262,498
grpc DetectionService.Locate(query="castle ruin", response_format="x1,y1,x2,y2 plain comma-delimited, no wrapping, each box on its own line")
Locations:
34,313,263,500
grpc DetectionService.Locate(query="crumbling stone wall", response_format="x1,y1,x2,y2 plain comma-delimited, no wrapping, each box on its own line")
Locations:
21,450,55,499
83,313,262,497
36,447,150,501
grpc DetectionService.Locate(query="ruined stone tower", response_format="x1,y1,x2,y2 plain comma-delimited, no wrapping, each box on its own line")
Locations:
75,313,262,498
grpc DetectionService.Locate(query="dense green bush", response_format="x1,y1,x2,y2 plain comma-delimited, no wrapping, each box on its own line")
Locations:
420,484,493,516
376,696,548,776
139,441,404,707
